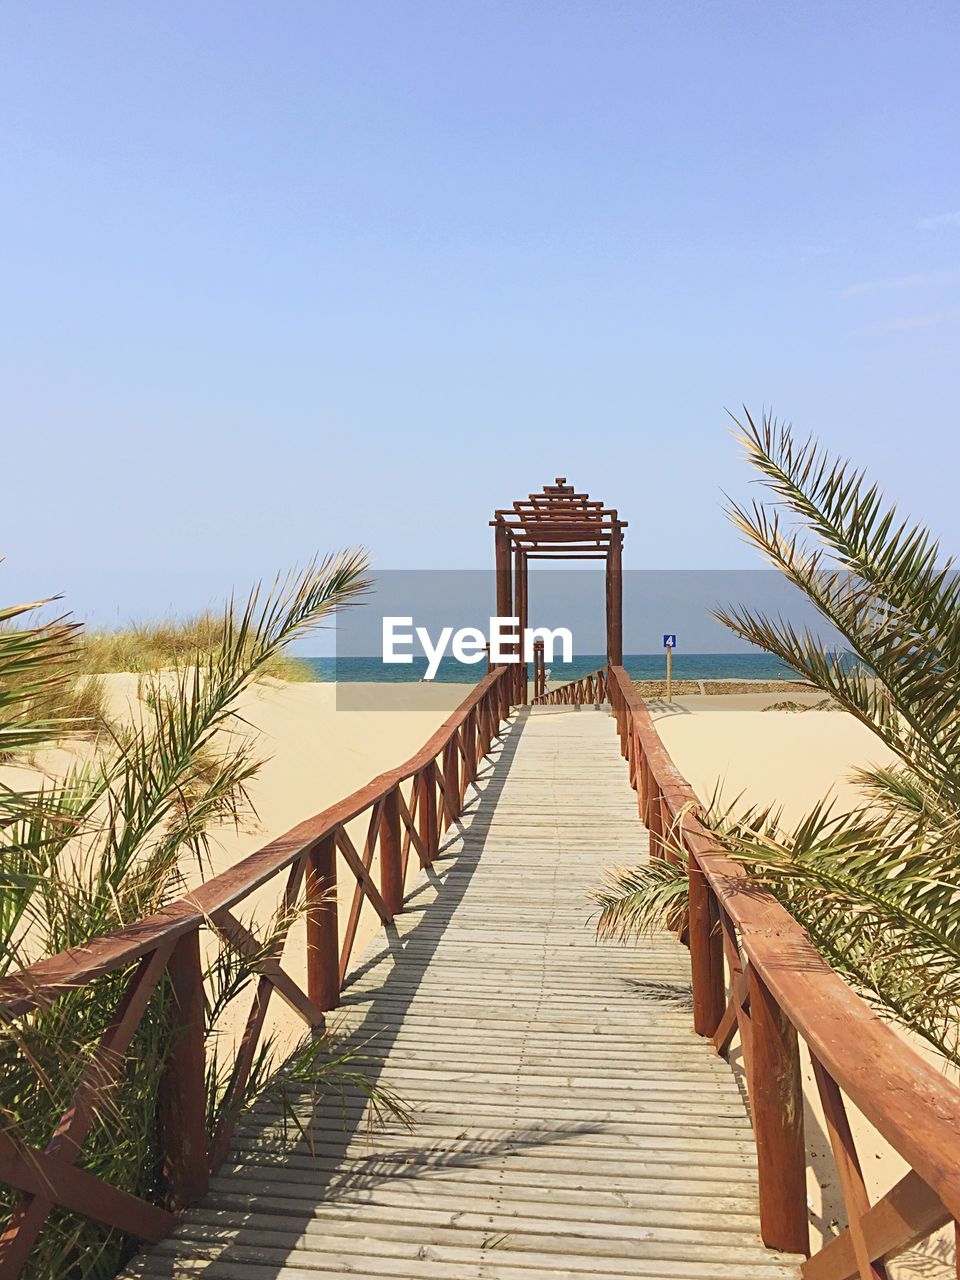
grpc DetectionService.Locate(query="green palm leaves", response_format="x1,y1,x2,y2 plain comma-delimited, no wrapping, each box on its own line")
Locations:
595,860,690,941
718,412,960,805
714,413,960,1067
597,413,960,1070
1,554,370,968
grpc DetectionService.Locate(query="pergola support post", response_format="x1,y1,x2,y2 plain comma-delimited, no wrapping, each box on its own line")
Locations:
607,517,623,667
514,545,527,704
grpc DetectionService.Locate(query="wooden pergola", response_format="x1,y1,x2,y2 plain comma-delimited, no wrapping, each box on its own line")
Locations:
491,478,626,703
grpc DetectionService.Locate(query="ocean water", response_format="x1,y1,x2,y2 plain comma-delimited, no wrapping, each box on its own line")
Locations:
304,653,804,684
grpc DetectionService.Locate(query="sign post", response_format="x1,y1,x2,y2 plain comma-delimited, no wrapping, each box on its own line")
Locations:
663,634,677,703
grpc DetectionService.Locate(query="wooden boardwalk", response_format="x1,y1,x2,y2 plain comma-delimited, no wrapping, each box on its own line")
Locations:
126,707,801,1280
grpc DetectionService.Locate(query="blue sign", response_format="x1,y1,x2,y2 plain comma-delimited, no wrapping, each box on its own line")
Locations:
663,634,677,649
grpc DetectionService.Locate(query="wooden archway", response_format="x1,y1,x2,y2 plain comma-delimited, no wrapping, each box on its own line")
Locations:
491,478,626,703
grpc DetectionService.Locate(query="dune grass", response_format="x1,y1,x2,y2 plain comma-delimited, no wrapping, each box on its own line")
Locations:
2,608,315,765
78,613,315,681
0,617,110,756
2,611,314,758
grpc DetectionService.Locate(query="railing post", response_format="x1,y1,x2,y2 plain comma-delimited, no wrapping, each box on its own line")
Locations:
648,781,664,857
464,709,477,787
533,638,544,701
306,833,340,1011
379,788,404,916
159,930,209,1209
478,697,491,758
748,965,809,1256
688,858,725,1038
487,681,500,746
418,764,439,862
659,793,680,866
608,519,623,665
443,736,459,828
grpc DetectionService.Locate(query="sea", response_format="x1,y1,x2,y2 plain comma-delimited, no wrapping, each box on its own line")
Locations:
303,653,804,684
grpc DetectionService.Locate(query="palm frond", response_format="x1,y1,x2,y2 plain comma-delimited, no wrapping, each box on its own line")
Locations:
598,414,960,1074
0,598,83,759
718,411,960,794
709,797,960,1066
593,860,689,941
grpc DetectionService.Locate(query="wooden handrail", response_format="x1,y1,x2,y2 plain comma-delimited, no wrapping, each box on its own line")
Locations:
0,667,509,1273
607,663,960,1273
0,669,507,1015
531,665,607,706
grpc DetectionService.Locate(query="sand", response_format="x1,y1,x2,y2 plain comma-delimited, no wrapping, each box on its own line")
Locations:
650,690,889,819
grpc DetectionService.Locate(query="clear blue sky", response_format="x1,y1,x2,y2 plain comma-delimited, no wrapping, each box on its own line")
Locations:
2,1,958,633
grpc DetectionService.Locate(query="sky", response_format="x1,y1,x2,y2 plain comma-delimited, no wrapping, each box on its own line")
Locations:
2,1,958,641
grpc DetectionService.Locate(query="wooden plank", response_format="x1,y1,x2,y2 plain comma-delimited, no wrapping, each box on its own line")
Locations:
809,1057,887,1279
0,942,175,1271
159,930,209,1208
212,909,325,1028
306,834,339,1011
747,966,808,1255
335,824,392,928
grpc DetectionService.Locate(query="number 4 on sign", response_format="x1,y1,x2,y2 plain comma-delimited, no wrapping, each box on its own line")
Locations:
662,635,676,703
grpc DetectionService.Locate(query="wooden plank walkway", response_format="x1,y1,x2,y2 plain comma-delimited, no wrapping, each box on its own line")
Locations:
126,707,802,1280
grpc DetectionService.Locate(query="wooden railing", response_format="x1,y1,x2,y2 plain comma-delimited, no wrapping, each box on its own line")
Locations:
0,668,509,1276
531,665,607,705
607,663,960,1277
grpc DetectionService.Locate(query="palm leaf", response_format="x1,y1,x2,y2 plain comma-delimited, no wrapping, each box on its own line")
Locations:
593,860,689,940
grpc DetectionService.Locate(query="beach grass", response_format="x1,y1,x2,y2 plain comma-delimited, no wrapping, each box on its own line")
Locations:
78,613,315,681
1,609,316,764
